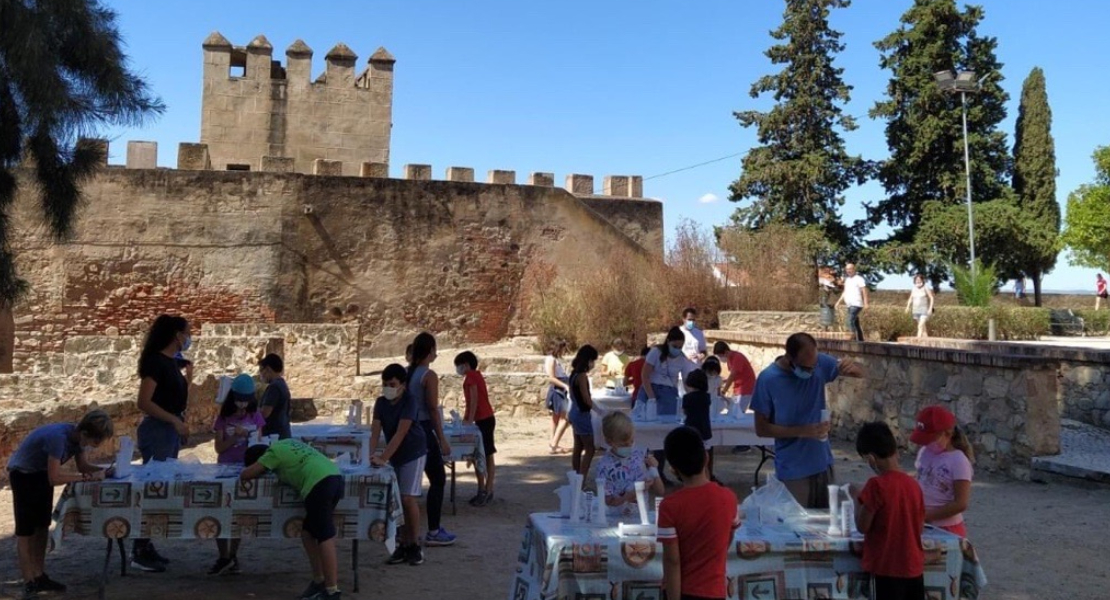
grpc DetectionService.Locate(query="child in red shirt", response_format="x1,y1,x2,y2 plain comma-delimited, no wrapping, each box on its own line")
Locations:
849,422,925,600
624,347,649,408
455,351,496,507
657,426,740,600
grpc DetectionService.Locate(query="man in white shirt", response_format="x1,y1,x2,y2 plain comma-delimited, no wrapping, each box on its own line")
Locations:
680,307,707,364
835,263,868,341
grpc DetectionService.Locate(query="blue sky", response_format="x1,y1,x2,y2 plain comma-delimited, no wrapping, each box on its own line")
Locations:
100,0,1110,291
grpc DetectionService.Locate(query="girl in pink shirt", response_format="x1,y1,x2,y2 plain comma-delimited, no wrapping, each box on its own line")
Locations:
910,406,974,537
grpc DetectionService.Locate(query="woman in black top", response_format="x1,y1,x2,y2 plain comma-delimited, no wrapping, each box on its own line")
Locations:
131,314,191,572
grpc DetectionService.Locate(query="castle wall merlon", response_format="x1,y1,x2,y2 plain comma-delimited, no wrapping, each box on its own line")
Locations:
488,170,516,185
246,35,274,80
403,164,432,181
126,141,157,169
446,167,474,182
528,172,554,187
285,39,313,87
325,43,358,88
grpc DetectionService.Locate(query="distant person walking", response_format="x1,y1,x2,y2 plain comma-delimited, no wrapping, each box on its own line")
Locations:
835,263,869,342
1013,276,1026,300
905,275,935,338
1097,274,1108,310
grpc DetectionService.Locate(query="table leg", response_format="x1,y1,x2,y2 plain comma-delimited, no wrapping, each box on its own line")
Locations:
117,539,127,577
449,460,457,516
99,539,112,600
351,540,359,593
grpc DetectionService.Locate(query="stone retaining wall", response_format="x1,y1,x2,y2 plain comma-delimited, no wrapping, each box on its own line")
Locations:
708,331,1060,479
896,337,1110,430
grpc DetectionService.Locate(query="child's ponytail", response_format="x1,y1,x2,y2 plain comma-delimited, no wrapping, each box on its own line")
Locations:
951,426,975,463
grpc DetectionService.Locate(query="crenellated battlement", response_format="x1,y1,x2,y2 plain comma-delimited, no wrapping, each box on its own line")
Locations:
84,138,650,200
200,32,393,177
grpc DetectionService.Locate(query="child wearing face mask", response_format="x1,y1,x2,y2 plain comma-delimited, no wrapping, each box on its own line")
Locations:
209,373,265,575
454,351,496,507
595,412,664,518
371,363,428,566
910,406,974,537
848,422,925,600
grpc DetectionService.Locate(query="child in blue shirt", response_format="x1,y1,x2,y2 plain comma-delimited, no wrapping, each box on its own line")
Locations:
7,410,114,598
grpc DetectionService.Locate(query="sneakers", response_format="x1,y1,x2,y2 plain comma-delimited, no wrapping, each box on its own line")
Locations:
146,543,171,564
227,557,242,575
22,580,39,600
35,574,66,593
130,547,167,573
406,545,425,566
208,557,234,576
468,491,488,507
299,580,325,600
424,528,457,547
386,545,409,565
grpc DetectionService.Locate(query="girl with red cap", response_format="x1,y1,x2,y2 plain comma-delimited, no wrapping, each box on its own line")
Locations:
910,406,975,537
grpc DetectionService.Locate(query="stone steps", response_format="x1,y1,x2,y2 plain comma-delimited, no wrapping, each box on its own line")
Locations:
1032,419,1110,484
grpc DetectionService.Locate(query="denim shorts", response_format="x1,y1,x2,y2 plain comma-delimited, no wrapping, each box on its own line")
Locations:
137,416,182,463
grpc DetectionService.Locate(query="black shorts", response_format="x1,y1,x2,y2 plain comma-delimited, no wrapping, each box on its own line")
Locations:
9,470,53,536
476,416,497,455
302,475,344,542
872,574,924,600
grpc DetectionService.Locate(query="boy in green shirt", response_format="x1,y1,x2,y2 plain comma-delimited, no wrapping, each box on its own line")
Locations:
242,440,344,600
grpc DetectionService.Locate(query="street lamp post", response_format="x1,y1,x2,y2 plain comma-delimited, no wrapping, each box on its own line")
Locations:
934,70,982,274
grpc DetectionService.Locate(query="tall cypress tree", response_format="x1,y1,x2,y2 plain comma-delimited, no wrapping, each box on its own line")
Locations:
1012,67,1059,306
866,0,1010,283
729,0,870,264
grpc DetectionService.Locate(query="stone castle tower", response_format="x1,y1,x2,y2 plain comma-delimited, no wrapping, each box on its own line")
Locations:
200,32,394,176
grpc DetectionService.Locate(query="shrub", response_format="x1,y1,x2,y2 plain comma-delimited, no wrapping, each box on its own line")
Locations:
950,260,999,307
716,223,819,312
1074,310,1110,335
860,305,1050,341
664,219,734,329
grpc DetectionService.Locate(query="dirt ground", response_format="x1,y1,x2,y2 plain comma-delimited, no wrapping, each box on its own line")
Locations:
2,417,1108,600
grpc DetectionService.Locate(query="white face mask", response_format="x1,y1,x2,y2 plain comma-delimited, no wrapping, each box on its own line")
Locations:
382,386,401,401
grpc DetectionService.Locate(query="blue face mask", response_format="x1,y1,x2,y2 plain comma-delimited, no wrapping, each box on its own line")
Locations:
613,446,633,459
685,320,696,330
793,366,813,380
668,346,682,358
181,335,192,352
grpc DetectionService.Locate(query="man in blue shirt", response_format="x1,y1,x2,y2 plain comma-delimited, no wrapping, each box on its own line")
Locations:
751,332,865,508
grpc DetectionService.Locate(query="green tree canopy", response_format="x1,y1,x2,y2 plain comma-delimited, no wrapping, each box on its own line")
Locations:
0,0,163,304
1011,67,1059,305
1062,147,1110,272
729,0,871,267
864,0,1011,284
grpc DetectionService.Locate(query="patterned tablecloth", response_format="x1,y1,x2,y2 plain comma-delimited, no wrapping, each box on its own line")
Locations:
292,421,487,474
51,463,403,548
509,512,987,600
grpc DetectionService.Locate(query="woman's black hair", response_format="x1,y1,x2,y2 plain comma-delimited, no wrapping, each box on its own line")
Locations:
570,344,599,374
138,314,188,377
453,351,479,370
407,332,437,380
219,390,258,418
655,326,685,362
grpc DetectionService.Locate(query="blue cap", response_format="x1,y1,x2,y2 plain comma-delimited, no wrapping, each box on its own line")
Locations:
231,373,256,395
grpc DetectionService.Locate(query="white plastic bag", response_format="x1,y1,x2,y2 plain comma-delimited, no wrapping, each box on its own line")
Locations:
740,474,808,525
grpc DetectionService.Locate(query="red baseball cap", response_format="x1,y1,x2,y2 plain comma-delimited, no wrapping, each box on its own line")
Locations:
910,406,957,445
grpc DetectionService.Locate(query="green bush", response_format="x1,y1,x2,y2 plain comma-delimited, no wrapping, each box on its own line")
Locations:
1075,310,1110,335
950,260,999,307
849,305,1050,341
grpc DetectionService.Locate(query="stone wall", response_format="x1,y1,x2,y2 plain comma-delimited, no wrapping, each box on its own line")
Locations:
895,337,1110,430
718,311,833,335
8,168,662,367
708,331,1060,479
0,323,358,482
351,372,550,419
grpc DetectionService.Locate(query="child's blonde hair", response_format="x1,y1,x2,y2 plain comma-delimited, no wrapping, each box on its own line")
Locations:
951,426,975,463
602,412,634,445
77,410,115,442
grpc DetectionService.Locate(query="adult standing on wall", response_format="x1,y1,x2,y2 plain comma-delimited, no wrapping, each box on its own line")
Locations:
835,263,869,342
131,314,192,572
408,333,456,547
544,339,572,454
258,353,292,439
751,332,865,509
